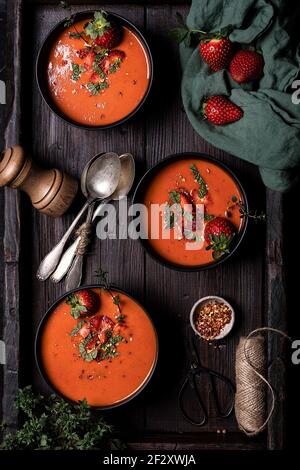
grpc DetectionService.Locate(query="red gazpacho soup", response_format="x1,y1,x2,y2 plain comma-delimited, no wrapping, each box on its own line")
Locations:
39,287,157,407
143,158,244,267
47,12,150,126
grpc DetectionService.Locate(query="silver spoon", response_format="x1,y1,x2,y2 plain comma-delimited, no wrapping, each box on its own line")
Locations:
51,153,135,284
36,152,121,281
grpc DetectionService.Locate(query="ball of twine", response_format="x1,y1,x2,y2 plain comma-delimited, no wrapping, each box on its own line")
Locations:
235,327,291,436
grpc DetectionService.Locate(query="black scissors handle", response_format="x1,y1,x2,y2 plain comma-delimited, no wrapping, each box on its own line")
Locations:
178,370,208,426
206,368,235,418
178,366,235,426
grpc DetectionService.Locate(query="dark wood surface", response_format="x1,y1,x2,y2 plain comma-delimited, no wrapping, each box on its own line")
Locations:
0,0,291,450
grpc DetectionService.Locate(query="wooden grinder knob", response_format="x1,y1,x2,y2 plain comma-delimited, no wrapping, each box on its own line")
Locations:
0,145,78,217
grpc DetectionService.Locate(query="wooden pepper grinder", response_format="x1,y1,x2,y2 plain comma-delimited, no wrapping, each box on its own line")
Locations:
0,145,78,217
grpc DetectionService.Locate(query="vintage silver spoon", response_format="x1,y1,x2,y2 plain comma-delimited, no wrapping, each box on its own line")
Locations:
51,153,135,285
36,152,121,281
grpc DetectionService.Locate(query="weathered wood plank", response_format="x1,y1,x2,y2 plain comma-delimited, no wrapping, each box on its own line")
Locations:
266,190,287,450
2,0,23,433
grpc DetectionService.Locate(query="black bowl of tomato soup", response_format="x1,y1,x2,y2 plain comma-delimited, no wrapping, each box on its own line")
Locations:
36,10,153,130
35,285,158,409
133,152,248,271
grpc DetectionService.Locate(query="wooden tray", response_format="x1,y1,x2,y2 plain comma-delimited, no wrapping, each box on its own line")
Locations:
1,0,287,450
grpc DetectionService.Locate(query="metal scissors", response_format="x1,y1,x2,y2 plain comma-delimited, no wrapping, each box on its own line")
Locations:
178,334,235,426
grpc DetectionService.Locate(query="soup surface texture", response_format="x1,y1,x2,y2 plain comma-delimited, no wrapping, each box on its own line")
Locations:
143,158,243,267
40,288,157,406
47,19,150,126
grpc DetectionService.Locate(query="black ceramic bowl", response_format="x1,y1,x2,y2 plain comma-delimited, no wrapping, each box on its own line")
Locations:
133,152,249,272
36,11,153,130
35,284,158,409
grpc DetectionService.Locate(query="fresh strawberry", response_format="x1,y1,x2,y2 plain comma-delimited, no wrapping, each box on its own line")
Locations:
89,72,101,84
179,188,193,211
99,50,125,74
85,11,122,49
98,330,109,345
97,316,115,344
199,36,233,72
66,289,100,319
86,335,98,352
204,217,236,259
83,51,96,71
77,48,89,59
178,188,197,235
203,95,243,125
89,315,101,331
229,50,264,84
79,324,90,338
100,315,115,331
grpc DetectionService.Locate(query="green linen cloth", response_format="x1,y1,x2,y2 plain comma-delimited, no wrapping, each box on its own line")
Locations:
180,0,300,192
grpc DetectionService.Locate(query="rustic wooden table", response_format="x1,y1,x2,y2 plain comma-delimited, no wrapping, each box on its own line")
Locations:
1,0,299,451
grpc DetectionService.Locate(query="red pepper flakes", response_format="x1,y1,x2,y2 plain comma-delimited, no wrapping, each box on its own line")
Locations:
194,301,232,341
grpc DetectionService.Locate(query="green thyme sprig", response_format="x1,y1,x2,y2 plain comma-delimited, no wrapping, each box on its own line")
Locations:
190,164,208,198
0,386,125,450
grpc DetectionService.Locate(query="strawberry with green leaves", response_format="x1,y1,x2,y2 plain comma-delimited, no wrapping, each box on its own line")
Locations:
171,14,233,72
204,217,236,260
199,34,233,72
66,289,100,319
84,11,122,49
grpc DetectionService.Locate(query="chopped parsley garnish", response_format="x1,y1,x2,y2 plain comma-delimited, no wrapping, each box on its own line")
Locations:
95,50,109,60
190,164,208,198
163,204,175,229
71,63,85,81
79,333,98,362
70,320,86,337
169,190,180,204
87,81,109,95
109,59,121,74
69,31,83,39
92,61,106,79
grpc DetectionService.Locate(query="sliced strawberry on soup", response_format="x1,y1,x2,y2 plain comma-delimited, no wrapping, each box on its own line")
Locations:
100,315,115,331
83,51,96,70
89,315,101,331
179,188,193,211
178,188,196,237
89,71,101,84
98,329,109,345
78,324,90,338
86,335,98,352
77,48,89,59
99,50,125,74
